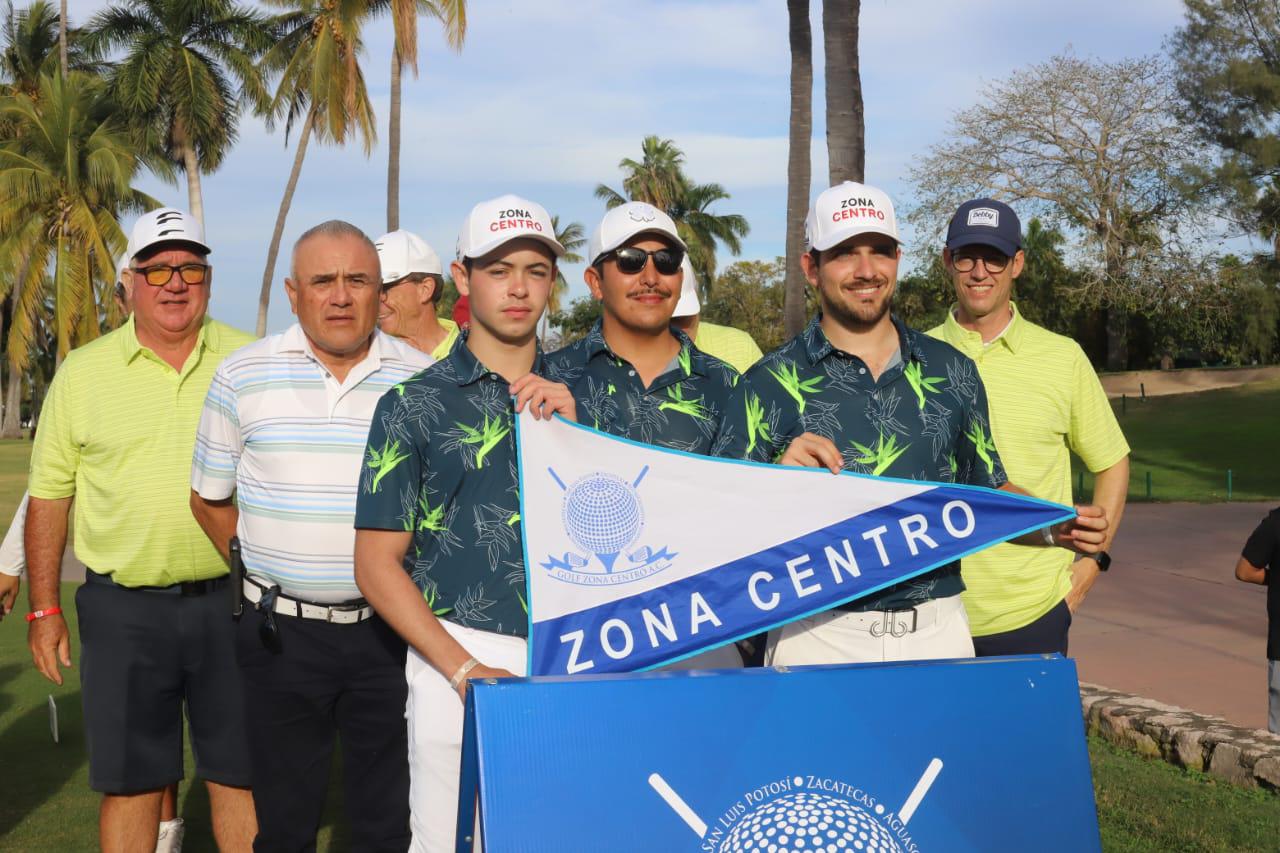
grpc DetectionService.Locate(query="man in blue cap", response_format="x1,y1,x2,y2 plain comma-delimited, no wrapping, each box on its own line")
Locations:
927,199,1130,656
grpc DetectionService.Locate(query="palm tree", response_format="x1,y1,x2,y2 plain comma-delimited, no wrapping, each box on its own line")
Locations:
0,71,154,434
595,135,749,296
542,215,584,341
822,0,863,184
85,0,274,227
382,0,464,230
254,0,378,337
784,0,812,336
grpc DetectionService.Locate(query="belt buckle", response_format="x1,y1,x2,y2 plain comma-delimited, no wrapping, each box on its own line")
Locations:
870,607,917,638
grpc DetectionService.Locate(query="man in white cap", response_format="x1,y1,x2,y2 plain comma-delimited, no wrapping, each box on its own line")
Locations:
375,229,460,360
718,182,1108,665
669,255,763,374
354,194,576,851
544,200,744,669
26,207,257,850
191,219,433,851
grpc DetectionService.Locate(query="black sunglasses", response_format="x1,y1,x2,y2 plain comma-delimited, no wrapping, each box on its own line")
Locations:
605,246,685,276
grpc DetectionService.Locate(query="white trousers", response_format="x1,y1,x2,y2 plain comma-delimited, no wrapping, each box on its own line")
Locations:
405,622,527,853
765,595,975,666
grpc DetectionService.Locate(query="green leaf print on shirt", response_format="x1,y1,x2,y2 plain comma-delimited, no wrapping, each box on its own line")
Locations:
965,418,998,474
903,362,946,410
768,361,823,414
367,439,410,493
849,431,911,476
658,383,708,420
745,393,772,455
455,414,511,469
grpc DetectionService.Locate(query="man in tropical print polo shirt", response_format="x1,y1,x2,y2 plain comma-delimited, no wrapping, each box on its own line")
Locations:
545,201,743,669
720,181,1109,665
354,194,576,852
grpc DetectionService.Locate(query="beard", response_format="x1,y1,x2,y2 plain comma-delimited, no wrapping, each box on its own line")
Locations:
819,281,894,331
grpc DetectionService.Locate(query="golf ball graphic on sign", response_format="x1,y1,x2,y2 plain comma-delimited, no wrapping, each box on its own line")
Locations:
719,791,902,853
562,473,644,571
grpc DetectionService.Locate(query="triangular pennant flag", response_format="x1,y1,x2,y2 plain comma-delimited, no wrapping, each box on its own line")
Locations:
517,413,1075,676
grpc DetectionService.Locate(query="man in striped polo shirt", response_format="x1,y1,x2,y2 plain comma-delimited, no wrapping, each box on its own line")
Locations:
191,220,431,851
929,199,1129,656
27,208,258,850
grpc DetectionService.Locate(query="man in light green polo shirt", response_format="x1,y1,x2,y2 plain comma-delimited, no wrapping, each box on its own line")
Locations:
26,207,257,851
670,256,763,373
928,198,1130,656
375,229,460,360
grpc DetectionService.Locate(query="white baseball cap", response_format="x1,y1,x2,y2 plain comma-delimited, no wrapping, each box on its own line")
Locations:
455,194,564,260
375,230,443,283
672,255,701,318
129,207,210,259
804,181,901,252
587,201,687,266
116,252,131,281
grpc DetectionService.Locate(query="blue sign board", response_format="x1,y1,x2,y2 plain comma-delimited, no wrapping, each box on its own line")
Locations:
458,655,1100,852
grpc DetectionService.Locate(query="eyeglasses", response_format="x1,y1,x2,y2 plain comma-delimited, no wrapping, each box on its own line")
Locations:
132,263,210,287
605,246,684,276
951,253,1010,274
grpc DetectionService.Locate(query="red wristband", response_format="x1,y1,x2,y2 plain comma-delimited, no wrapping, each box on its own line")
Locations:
26,606,63,623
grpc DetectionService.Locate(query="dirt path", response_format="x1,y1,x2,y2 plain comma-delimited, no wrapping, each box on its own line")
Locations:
1071,501,1276,731
1100,366,1280,399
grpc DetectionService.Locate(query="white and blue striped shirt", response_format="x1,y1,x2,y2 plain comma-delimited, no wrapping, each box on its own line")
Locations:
192,324,433,602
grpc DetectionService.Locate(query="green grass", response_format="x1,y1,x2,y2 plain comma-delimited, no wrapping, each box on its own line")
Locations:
1073,378,1280,502
0,440,32,522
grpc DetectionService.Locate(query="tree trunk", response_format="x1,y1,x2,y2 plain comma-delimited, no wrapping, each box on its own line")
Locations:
256,105,318,338
822,0,864,184
182,142,205,227
57,0,67,77
784,0,814,337
1103,244,1128,370
387,49,402,232
1,364,21,439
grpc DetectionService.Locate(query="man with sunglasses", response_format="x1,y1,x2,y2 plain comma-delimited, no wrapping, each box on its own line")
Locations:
718,183,1109,665
190,220,432,851
375,229,460,360
927,199,1129,656
26,207,258,851
544,201,745,669
355,194,576,851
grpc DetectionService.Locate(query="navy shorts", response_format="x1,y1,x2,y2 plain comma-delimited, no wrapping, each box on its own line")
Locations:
76,571,252,794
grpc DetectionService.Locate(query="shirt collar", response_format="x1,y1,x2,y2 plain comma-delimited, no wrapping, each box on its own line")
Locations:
800,313,923,366
583,319,709,378
942,302,1024,355
447,328,544,387
119,314,212,365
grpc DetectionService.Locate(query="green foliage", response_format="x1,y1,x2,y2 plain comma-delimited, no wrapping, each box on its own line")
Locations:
700,257,793,353
548,295,601,345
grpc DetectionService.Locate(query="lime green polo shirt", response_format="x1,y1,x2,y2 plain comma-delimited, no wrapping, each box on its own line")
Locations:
928,304,1129,636
432,318,460,361
29,316,255,587
695,321,764,373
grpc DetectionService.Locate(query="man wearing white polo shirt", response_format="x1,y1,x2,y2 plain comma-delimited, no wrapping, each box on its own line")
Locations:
375,230,459,360
191,220,431,851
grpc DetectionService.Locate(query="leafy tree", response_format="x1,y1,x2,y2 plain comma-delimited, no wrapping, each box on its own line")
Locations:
909,53,1200,370
541,215,584,341
701,258,790,353
383,0,464,230
85,0,274,226
254,0,378,336
784,0,812,338
1171,0,1280,258
547,296,601,345
595,135,749,293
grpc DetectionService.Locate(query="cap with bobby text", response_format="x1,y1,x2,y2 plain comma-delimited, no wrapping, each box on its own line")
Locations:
129,207,210,260
588,201,688,266
456,194,564,260
375,230,443,283
672,255,701,318
946,198,1022,258
805,181,901,252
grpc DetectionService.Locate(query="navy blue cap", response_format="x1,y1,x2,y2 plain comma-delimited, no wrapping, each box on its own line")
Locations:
946,199,1022,257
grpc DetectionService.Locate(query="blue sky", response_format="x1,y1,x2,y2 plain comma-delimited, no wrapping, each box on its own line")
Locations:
67,0,1189,334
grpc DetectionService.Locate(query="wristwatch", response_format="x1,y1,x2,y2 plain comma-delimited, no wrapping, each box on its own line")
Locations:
1085,551,1112,572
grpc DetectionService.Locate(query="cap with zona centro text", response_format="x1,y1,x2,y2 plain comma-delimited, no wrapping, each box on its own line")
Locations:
587,201,687,266
129,207,210,260
946,198,1022,258
672,255,700,318
456,194,564,260
375,230,443,283
805,181,901,252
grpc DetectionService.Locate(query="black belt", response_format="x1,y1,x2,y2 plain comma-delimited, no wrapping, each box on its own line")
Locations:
86,569,228,597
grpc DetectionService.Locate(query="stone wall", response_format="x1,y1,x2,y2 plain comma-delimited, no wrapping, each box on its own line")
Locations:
1081,683,1280,791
